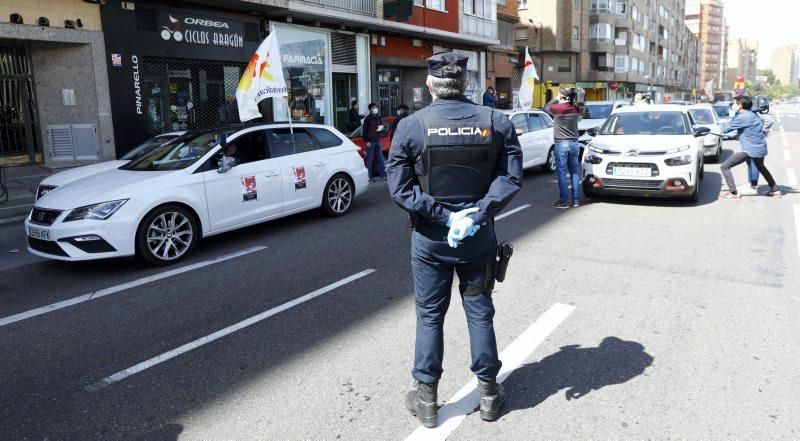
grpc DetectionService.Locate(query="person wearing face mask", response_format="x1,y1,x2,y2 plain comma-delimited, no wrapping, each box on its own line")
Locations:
363,102,387,182
390,104,410,143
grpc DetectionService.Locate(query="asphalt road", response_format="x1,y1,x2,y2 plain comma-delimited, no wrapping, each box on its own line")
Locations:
2,105,800,439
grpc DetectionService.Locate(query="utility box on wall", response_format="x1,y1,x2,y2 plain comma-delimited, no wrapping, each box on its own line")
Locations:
48,124,99,161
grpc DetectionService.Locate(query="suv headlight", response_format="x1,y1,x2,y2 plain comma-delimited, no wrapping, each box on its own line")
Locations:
665,155,693,166
64,199,128,222
665,145,690,154
36,185,57,200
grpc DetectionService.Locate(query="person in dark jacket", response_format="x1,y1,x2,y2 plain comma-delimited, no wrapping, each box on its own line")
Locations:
347,100,361,132
363,102,386,182
387,52,522,428
390,103,410,143
482,87,497,108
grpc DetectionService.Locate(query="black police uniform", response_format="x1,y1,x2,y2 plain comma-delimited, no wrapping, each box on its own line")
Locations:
386,85,522,386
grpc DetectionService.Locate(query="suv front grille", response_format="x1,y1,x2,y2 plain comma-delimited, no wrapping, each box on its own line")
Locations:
604,178,663,190
29,208,63,226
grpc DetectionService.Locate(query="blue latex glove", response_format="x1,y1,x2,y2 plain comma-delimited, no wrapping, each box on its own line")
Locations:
447,207,480,227
447,217,477,248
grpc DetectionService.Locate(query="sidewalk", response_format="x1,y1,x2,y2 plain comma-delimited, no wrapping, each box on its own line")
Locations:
0,165,55,222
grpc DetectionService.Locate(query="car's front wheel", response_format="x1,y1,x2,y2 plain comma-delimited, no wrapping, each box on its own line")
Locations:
322,174,354,217
136,205,199,266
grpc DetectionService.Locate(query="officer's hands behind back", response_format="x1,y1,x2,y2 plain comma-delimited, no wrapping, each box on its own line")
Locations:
447,217,479,248
447,207,479,227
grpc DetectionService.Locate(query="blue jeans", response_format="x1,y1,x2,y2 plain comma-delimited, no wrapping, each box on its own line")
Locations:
555,140,581,203
365,141,386,179
747,158,759,186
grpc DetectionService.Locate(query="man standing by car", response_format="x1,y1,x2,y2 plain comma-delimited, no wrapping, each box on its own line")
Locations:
347,100,361,132
390,104,410,143
718,95,781,200
363,102,386,182
387,52,522,428
545,87,583,208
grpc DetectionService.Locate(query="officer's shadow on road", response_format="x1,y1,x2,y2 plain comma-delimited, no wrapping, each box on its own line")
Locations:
502,336,653,414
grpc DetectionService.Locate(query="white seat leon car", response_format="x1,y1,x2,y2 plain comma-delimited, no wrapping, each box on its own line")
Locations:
501,109,556,172
26,123,369,265
581,105,710,202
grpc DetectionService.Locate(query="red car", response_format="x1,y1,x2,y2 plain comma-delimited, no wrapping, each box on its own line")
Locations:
348,116,396,159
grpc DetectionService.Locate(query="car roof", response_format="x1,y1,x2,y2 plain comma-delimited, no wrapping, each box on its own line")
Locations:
179,122,338,137
500,108,546,115
688,103,715,110
585,100,629,105
614,104,690,113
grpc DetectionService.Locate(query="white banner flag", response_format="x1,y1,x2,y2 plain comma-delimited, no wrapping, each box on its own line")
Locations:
236,33,288,122
518,48,539,110
704,79,714,94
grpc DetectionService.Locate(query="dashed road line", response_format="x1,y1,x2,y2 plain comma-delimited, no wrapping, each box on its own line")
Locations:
787,168,798,187
795,205,800,257
785,150,793,161
783,139,790,147
405,303,576,441
87,268,377,391
0,246,268,328
495,204,531,221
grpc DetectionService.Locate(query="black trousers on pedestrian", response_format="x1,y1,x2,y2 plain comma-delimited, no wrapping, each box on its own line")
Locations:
720,151,776,194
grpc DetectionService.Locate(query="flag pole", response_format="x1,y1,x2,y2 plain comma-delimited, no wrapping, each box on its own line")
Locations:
284,97,296,147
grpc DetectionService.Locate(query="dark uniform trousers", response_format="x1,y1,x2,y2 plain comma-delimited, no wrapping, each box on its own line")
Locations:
410,222,502,384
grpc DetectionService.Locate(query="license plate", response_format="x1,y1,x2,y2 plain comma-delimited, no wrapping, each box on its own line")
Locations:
28,226,50,241
613,167,652,177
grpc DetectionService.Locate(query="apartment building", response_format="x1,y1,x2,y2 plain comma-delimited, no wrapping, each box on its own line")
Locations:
724,37,757,92
517,0,699,106
99,0,498,156
770,45,798,87
0,0,113,167
685,0,723,95
486,0,521,108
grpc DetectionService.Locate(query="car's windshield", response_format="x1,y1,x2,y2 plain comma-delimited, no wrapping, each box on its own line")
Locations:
689,109,715,124
713,105,730,117
121,136,179,161
122,132,225,171
584,104,613,119
600,112,690,135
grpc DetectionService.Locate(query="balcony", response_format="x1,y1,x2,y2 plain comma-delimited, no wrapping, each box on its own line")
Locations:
589,39,615,53
295,0,375,16
461,14,498,40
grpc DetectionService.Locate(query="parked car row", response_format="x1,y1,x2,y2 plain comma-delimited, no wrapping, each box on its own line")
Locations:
27,100,731,265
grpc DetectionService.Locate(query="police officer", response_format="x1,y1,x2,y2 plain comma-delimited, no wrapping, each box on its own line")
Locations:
386,52,523,428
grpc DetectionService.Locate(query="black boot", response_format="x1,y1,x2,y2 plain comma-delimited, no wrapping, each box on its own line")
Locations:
405,380,438,428
477,379,507,422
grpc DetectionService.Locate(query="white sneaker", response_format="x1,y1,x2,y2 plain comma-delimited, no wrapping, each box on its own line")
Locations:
737,185,758,196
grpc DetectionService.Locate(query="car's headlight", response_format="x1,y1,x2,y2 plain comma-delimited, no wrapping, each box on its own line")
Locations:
64,199,128,222
665,145,690,154
588,144,605,153
665,155,693,166
36,185,57,200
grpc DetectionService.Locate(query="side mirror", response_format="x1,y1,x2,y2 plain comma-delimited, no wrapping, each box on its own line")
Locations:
515,128,524,136
694,126,711,137
586,127,598,137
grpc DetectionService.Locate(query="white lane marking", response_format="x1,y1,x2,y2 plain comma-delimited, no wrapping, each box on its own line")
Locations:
0,246,268,328
495,204,531,221
780,132,787,139
786,168,798,187
780,125,786,132
795,205,800,257
783,139,790,147
405,303,576,441
87,269,376,391
785,150,793,161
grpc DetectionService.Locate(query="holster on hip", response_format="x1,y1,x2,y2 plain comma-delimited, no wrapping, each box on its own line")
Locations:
463,241,513,296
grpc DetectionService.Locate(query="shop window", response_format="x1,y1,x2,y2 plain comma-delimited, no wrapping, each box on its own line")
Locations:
274,26,329,125
558,56,571,73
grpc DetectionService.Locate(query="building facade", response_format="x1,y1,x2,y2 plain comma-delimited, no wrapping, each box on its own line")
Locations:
517,0,699,106
770,45,798,87
685,0,723,95
0,0,113,167
724,37,757,92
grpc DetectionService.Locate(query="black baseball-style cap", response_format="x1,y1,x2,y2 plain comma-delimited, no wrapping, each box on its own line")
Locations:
427,52,469,78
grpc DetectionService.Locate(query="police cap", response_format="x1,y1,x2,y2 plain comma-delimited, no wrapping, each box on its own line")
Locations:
427,52,469,78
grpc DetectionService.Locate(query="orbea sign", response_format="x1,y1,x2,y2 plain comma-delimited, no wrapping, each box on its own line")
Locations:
183,17,229,28
158,11,245,48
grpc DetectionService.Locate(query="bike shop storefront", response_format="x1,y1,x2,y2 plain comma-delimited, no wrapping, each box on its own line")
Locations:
101,2,262,156
0,44,40,167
